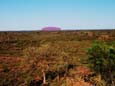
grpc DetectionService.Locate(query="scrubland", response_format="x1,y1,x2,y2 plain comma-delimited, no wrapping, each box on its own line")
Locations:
0,30,115,86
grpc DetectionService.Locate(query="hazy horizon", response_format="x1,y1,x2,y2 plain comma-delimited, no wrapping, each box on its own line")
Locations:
0,0,115,31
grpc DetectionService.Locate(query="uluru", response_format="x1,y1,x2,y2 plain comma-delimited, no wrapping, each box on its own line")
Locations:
42,27,61,31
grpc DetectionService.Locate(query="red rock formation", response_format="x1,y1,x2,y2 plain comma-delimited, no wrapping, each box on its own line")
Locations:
42,27,61,31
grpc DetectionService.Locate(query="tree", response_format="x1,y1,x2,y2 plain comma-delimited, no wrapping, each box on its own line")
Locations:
23,45,50,85
87,41,115,86
23,43,61,85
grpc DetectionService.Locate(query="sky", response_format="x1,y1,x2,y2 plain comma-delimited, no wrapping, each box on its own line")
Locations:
0,0,115,31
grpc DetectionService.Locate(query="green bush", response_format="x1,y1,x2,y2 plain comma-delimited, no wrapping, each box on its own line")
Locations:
2,64,9,72
87,41,115,86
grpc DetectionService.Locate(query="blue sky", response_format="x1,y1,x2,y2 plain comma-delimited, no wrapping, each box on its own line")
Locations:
0,0,115,31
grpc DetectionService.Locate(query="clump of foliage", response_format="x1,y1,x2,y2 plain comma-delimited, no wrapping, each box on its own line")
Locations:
23,42,79,86
87,41,115,86
23,45,50,85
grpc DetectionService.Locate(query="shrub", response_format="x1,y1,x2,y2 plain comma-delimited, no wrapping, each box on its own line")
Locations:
87,41,115,86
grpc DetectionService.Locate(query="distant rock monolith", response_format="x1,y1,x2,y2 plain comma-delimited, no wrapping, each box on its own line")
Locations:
42,27,61,31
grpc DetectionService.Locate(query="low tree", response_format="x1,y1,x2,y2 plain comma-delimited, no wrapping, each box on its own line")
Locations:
23,45,50,85
23,43,61,85
87,41,115,86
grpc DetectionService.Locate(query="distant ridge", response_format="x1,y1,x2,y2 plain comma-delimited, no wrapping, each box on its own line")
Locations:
42,27,61,31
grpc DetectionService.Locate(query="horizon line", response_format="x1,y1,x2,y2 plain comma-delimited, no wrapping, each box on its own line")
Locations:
0,28,115,32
